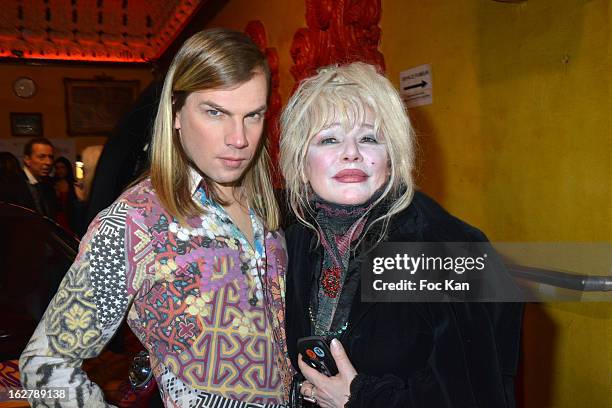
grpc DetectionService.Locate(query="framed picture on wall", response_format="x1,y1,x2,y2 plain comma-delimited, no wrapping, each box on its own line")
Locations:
64,77,140,135
10,113,43,137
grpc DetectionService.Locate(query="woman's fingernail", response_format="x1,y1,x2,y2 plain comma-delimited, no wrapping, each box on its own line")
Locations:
331,338,340,350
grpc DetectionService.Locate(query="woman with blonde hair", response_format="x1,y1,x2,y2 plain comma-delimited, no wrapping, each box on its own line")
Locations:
281,62,522,407
21,28,291,408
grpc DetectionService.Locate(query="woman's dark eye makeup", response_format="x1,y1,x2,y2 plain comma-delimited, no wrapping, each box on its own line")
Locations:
361,135,378,143
316,126,380,145
319,135,378,144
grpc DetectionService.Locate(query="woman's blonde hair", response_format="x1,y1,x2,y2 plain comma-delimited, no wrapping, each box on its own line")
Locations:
280,62,415,240
150,28,280,230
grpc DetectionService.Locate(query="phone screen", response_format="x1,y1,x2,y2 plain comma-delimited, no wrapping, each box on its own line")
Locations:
297,336,339,376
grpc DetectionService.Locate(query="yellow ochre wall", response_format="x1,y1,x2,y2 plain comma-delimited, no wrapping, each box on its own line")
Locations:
206,1,611,407
381,1,611,408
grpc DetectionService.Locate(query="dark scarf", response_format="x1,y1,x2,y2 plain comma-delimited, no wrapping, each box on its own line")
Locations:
310,190,384,338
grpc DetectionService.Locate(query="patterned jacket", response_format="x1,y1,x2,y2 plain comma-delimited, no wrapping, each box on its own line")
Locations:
19,175,291,408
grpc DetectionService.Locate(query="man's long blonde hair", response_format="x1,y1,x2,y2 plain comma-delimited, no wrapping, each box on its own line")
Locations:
150,28,280,230
280,62,416,240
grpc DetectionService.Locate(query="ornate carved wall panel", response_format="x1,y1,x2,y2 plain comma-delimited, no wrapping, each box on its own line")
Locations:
290,0,385,83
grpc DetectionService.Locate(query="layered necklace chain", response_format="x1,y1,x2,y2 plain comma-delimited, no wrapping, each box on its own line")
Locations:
309,305,349,340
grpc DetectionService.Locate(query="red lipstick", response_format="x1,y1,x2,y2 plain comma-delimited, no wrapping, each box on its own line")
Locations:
333,169,368,183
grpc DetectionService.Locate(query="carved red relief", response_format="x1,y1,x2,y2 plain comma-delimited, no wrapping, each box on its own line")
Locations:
244,21,283,187
290,0,385,84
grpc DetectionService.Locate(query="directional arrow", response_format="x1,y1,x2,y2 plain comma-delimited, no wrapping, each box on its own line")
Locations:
403,80,428,91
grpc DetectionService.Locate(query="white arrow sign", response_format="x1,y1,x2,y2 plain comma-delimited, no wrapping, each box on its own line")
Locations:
400,64,432,107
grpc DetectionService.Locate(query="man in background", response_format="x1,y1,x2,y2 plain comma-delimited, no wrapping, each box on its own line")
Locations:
0,137,58,219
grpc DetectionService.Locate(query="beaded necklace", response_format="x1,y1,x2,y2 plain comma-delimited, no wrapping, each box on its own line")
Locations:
308,305,349,340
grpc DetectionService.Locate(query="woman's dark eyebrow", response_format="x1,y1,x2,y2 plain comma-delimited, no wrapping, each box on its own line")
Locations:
323,123,375,131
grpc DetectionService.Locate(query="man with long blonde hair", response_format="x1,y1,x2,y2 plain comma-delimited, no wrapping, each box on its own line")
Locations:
20,28,291,408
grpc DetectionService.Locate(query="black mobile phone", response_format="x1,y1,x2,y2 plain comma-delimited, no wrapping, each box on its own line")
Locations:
297,336,339,376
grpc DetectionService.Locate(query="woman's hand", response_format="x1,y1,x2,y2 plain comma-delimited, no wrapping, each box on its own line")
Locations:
299,339,357,408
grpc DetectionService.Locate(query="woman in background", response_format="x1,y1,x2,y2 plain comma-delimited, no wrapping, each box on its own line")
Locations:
280,62,522,408
52,156,77,232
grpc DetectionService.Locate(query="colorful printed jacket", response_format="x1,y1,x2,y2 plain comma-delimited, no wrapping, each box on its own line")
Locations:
19,176,291,408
